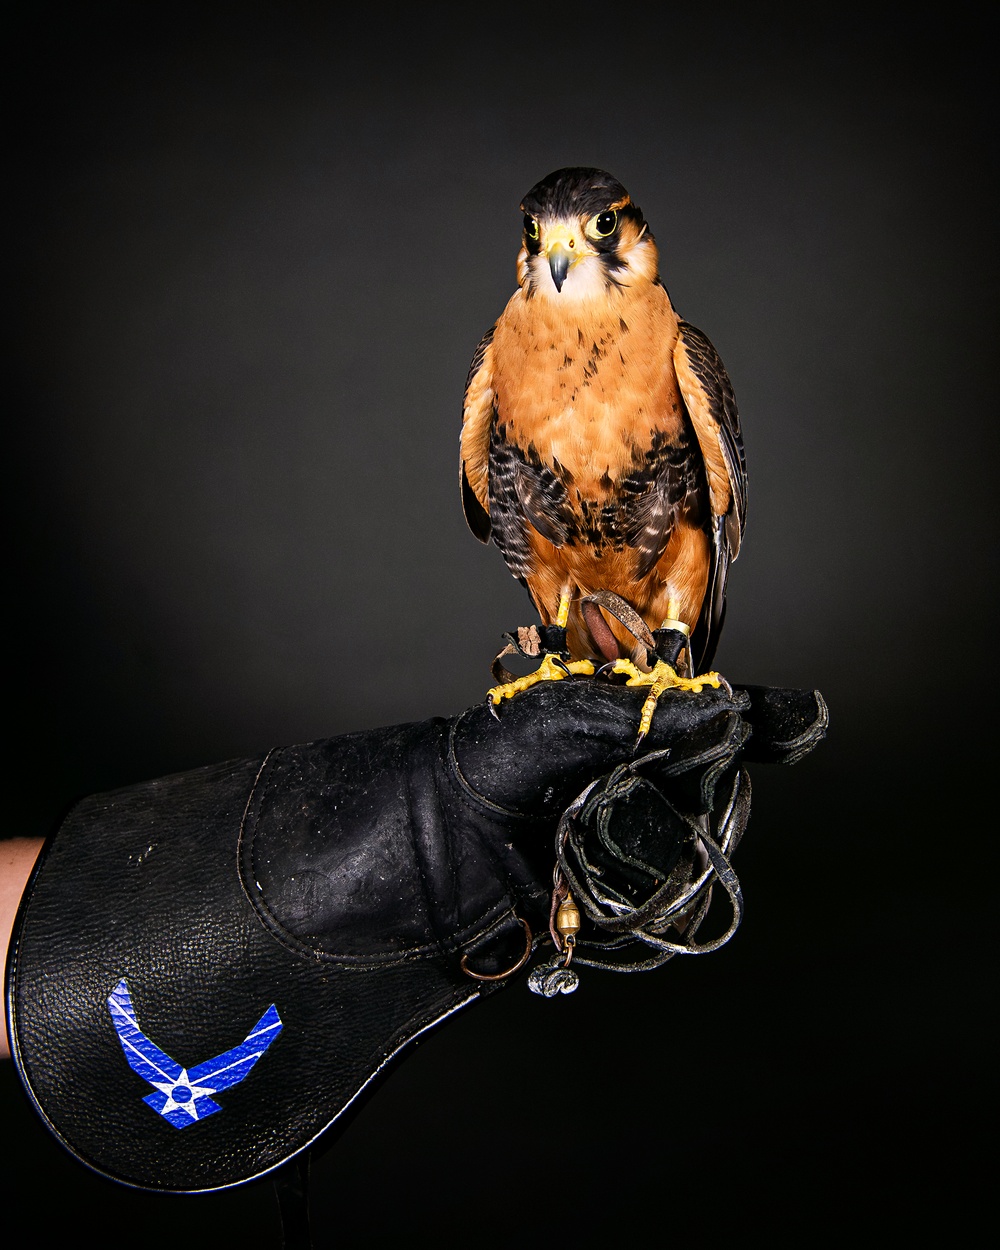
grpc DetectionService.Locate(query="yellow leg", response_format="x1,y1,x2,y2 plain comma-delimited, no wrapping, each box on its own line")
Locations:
487,653,596,706
487,587,594,707
610,658,724,744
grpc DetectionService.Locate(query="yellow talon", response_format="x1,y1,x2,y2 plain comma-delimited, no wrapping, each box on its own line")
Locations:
610,658,723,742
488,654,595,705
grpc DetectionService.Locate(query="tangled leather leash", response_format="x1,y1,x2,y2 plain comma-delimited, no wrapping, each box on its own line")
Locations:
487,587,749,997
528,745,748,997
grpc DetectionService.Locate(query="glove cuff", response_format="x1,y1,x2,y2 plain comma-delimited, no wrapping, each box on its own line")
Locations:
6,728,544,1194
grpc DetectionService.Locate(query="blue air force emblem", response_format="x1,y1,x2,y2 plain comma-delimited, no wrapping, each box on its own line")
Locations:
108,979,282,1129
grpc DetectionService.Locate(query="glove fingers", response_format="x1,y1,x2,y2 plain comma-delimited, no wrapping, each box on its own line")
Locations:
733,685,830,764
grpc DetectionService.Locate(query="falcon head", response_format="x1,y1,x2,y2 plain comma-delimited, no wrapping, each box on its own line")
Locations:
517,167,659,300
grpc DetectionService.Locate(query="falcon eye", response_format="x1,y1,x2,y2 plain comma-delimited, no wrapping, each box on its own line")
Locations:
523,214,540,240
590,209,618,238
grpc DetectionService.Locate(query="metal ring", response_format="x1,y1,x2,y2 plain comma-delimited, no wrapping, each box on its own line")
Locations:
460,916,533,982
657,617,691,637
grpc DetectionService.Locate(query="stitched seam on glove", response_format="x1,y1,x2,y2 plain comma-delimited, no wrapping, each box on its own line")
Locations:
235,745,533,967
446,713,541,820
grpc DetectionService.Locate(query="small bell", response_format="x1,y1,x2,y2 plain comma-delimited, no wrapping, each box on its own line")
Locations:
528,885,582,997
555,891,581,966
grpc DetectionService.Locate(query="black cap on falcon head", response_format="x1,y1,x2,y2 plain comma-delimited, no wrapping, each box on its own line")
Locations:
517,167,656,295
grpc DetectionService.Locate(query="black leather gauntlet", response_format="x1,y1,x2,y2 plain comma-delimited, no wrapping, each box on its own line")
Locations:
6,681,825,1195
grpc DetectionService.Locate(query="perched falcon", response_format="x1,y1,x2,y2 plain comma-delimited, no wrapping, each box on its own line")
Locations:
461,167,746,737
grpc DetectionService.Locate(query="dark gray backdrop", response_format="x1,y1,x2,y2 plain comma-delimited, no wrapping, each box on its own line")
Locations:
4,5,994,1245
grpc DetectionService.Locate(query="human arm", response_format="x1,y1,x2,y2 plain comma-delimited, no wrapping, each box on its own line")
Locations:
1,838,43,1058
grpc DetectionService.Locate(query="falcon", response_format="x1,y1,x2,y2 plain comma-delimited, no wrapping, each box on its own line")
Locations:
460,167,747,740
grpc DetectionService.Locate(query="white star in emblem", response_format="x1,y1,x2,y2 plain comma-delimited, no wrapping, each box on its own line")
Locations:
148,1069,218,1120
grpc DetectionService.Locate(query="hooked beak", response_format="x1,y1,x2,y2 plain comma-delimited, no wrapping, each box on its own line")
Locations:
548,244,571,293
541,222,584,294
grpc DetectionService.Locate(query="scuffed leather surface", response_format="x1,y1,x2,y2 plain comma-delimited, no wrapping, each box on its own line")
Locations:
9,755,479,1192
241,721,550,963
451,682,827,814
7,680,826,1193
734,684,829,764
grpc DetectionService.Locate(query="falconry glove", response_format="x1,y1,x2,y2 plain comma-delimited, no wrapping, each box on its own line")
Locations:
6,680,826,1212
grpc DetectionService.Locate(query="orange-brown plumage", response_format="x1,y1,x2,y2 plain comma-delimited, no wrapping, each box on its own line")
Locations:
461,167,746,672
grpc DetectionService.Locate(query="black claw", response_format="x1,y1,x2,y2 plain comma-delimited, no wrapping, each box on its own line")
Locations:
488,699,502,721
551,655,572,676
